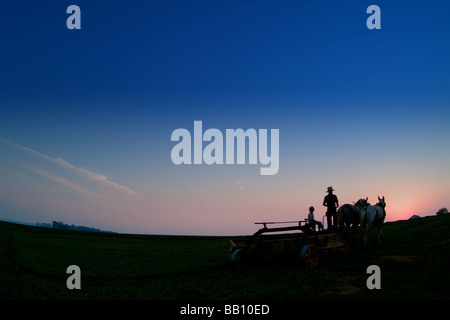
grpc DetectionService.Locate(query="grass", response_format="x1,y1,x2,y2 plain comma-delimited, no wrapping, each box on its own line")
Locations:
1,215,450,300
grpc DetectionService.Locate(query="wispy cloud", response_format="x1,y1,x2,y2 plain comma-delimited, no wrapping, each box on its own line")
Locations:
30,166,100,199
0,138,139,196
236,180,245,191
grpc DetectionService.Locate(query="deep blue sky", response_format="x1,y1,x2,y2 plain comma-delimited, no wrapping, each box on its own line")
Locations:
2,0,449,156
1,1,449,234
2,1,449,115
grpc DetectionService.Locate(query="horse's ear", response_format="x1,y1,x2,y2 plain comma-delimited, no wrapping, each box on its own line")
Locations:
382,196,385,200
378,196,381,200
366,197,368,201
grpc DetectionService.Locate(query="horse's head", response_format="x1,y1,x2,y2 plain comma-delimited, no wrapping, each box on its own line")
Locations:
377,196,386,208
355,197,369,208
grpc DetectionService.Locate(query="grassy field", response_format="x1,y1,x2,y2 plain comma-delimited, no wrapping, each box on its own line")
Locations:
1,215,450,300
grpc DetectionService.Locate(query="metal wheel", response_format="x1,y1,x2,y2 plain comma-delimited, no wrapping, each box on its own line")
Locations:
300,244,319,269
230,249,246,270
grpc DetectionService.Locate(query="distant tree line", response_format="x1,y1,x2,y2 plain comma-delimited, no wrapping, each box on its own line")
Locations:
36,221,114,233
413,208,449,219
36,222,52,228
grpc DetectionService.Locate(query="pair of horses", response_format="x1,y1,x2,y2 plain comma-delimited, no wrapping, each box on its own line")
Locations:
337,196,386,246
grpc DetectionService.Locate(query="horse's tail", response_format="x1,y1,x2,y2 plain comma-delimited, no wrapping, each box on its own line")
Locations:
337,206,343,228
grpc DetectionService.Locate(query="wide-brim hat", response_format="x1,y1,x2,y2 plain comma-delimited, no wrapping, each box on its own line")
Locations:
326,186,335,193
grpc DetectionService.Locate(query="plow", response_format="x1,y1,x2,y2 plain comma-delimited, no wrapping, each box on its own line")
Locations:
229,220,347,269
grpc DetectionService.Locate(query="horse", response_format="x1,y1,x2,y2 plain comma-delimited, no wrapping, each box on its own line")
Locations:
337,198,369,238
359,196,386,246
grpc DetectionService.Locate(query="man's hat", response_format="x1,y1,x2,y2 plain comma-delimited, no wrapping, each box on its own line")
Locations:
327,186,335,193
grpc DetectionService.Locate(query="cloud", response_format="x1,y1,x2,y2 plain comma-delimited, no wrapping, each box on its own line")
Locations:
0,138,138,196
29,166,100,200
0,138,150,231
236,180,246,191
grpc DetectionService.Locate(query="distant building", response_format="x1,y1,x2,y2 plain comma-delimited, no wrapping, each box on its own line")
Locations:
409,215,421,220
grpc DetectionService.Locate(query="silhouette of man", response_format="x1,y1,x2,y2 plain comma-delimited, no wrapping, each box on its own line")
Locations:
323,186,339,231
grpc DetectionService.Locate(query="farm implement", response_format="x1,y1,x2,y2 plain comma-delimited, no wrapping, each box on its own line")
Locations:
229,220,347,269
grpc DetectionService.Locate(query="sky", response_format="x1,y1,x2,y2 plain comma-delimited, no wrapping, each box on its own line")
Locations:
1,0,449,235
